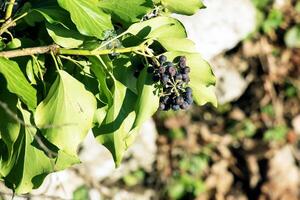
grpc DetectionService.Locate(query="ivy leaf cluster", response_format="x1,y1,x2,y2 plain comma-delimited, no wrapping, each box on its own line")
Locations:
0,0,216,194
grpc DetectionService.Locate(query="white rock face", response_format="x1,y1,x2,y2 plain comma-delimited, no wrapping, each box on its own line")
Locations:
78,118,158,182
292,115,300,135
262,146,300,199
211,56,250,104
274,0,288,9
175,0,256,60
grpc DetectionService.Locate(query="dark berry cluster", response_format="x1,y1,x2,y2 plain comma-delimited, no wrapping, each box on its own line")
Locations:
147,55,193,111
142,7,159,21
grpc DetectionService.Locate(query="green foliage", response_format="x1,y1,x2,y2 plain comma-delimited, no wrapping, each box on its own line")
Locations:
285,82,298,98
73,185,89,200
160,0,205,15
123,169,145,187
261,104,275,117
252,0,272,10
238,120,257,138
167,154,208,199
0,0,215,194
264,125,288,141
57,0,113,39
98,0,153,26
34,70,97,155
251,0,284,36
262,9,284,34
0,57,37,110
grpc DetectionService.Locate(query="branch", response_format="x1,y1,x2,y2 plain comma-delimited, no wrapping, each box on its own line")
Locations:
0,44,142,58
0,45,59,58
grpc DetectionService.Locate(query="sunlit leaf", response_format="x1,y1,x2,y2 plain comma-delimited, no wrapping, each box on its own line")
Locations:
35,70,97,155
0,57,37,110
58,0,113,39
126,16,187,39
93,80,137,166
161,0,205,15
98,0,153,26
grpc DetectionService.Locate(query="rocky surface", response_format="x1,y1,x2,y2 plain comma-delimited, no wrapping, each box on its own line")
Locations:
261,146,300,200
175,0,256,61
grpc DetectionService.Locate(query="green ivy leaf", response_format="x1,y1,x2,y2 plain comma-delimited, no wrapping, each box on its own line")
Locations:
6,39,22,50
25,55,46,86
46,22,86,49
35,70,97,155
161,0,205,15
132,68,159,129
4,103,79,194
28,1,72,27
98,0,153,27
126,16,187,39
58,0,113,39
93,106,108,126
89,56,113,106
157,38,197,53
113,55,138,94
0,57,37,110
126,68,159,146
4,105,53,194
93,80,137,166
0,88,20,177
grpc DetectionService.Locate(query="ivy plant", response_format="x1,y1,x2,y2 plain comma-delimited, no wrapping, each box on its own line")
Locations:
0,0,217,194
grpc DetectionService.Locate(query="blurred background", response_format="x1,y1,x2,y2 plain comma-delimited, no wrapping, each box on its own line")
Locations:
1,0,300,199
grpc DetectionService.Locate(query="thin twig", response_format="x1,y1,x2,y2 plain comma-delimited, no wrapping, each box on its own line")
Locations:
0,12,27,35
4,0,16,20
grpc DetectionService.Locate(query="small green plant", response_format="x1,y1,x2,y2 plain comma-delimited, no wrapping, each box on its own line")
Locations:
262,9,284,34
0,0,217,195
251,0,284,36
264,125,288,141
73,185,89,200
167,154,208,199
123,169,145,187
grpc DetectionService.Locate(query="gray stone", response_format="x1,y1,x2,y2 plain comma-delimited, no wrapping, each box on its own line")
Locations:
174,0,256,60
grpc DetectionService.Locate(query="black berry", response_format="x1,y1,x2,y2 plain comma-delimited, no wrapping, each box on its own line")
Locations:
147,55,194,111
147,67,155,73
161,75,169,85
172,104,180,111
159,55,167,64
158,66,166,74
152,74,160,82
